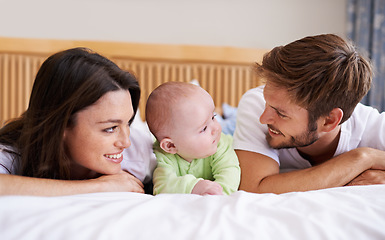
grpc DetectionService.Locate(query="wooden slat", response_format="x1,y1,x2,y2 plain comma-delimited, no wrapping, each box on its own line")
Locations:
0,37,267,64
0,37,266,125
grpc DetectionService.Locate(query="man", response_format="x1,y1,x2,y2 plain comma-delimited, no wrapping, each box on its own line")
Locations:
233,34,385,194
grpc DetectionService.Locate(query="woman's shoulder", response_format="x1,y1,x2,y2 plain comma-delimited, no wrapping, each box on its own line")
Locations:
0,144,19,155
121,113,157,183
0,144,19,174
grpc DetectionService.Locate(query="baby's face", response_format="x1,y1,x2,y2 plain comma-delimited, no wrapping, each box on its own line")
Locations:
170,89,222,162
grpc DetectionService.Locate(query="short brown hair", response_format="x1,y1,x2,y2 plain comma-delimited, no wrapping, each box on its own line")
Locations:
255,34,373,124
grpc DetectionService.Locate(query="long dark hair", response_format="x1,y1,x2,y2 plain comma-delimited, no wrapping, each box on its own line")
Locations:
0,48,140,179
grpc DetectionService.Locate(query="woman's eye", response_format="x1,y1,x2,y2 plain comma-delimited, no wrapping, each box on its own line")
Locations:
104,126,118,133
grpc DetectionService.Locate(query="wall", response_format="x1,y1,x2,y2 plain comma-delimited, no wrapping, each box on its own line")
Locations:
0,0,347,49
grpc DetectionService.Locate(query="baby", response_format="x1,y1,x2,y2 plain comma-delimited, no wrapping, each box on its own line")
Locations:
145,81,240,195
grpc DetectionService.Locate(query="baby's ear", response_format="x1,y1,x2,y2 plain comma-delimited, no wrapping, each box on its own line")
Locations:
160,138,177,154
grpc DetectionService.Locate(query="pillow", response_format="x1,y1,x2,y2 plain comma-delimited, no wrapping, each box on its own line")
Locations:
215,103,237,135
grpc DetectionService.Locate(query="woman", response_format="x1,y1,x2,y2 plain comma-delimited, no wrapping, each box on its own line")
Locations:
0,47,155,195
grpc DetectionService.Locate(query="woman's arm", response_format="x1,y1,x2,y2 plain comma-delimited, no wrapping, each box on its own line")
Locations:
0,170,144,196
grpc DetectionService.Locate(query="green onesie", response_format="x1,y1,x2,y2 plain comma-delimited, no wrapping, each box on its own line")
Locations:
153,133,240,195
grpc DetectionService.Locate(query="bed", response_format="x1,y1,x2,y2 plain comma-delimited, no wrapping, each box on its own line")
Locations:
0,37,265,125
1,186,385,240
1,37,385,240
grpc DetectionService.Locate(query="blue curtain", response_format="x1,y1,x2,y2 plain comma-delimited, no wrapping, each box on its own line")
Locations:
347,0,385,112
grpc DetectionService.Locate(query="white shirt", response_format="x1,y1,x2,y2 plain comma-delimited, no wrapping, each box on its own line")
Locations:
233,85,385,172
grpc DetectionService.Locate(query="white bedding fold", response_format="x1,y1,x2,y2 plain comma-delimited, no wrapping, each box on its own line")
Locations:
1,185,385,240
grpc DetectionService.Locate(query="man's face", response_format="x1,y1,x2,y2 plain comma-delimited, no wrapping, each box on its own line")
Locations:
260,82,319,149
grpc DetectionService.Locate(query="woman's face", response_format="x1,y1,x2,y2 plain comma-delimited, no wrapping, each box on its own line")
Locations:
63,90,134,179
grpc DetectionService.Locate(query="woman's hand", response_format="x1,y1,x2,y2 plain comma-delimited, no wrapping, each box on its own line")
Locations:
95,170,145,193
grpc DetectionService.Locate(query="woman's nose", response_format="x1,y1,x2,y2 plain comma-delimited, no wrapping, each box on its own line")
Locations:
116,127,131,149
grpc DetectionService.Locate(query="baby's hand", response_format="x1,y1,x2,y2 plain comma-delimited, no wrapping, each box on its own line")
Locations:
191,180,223,195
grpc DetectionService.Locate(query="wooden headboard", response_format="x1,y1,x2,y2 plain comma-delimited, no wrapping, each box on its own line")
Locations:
0,37,267,126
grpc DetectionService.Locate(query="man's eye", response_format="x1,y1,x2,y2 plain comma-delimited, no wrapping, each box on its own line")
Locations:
277,112,288,119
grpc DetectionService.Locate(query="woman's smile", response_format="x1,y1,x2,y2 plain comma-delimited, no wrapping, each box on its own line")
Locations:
104,151,124,163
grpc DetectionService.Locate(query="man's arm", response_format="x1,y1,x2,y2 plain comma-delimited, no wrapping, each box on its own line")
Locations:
346,170,385,186
0,171,144,196
237,147,385,194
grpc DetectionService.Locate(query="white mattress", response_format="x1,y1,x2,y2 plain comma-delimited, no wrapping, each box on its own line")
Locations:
1,185,385,240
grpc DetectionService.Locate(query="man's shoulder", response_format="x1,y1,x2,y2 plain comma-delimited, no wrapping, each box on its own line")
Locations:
347,103,383,127
238,85,265,113
338,103,385,151
242,85,264,98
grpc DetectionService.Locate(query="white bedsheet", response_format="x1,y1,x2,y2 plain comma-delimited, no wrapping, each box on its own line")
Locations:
1,185,385,240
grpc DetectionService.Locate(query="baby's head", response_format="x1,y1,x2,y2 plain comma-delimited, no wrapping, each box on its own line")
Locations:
146,81,222,162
